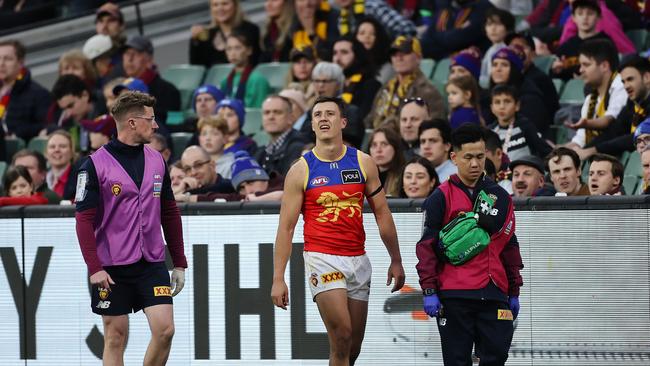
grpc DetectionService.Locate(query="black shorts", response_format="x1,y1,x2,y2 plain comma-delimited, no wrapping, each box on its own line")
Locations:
91,259,172,316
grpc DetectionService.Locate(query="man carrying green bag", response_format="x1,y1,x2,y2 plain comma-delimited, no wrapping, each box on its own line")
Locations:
415,124,524,366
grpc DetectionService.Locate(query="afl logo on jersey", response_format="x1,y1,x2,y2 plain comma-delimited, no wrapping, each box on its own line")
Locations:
311,176,329,186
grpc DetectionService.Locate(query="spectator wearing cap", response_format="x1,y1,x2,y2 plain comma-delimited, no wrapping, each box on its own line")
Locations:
95,2,126,49
566,38,627,150
216,98,258,156
420,0,493,60
11,149,61,204
261,0,294,62
255,95,307,176
546,147,590,196
479,7,515,89
174,145,235,202
588,153,623,195
551,0,612,81
79,114,116,153
102,77,125,112
48,74,102,153
221,31,270,108
332,35,382,121
122,35,181,125
299,62,364,148
510,155,554,197
189,0,261,68
366,36,444,130
505,32,559,119
577,56,650,160
333,0,416,39
197,115,235,179
176,84,225,134
641,145,650,194
354,17,392,84
486,45,551,138
559,0,635,55
290,0,340,61
634,120,650,154
0,39,51,147
83,34,123,88
195,151,284,202
286,46,318,97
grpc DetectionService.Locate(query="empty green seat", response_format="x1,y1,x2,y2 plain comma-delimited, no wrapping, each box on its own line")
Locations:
254,62,290,93
419,58,436,78
533,55,555,75
624,151,643,177
552,78,564,94
27,136,48,154
171,132,194,161
623,175,639,195
252,130,270,146
5,137,26,161
431,58,451,85
161,64,206,110
0,161,6,181
243,108,263,136
203,64,234,87
560,79,585,105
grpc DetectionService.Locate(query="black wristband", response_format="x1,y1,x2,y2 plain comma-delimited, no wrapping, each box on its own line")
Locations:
423,288,437,296
368,184,383,198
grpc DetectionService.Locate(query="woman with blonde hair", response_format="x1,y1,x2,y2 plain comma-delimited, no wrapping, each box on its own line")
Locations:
261,0,295,62
189,0,261,67
58,49,98,88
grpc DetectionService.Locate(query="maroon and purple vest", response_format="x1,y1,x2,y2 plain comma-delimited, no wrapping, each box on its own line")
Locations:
90,145,166,266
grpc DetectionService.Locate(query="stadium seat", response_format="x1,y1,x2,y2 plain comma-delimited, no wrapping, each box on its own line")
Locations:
254,62,290,93
27,136,47,154
243,108,263,136
419,58,436,78
203,64,234,87
431,58,451,85
361,128,373,152
552,78,564,94
252,130,270,146
581,159,590,183
171,132,193,161
560,79,585,105
625,29,648,51
166,111,185,126
634,177,645,195
624,151,643,177
619,150,631,167
5,137,26,161
623,175,638,195
533,55,554,75
0,161,6,181
161,64,206,110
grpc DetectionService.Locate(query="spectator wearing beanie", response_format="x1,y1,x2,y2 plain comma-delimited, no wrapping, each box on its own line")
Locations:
449,47,482,81
195,151,284,202
485,45,551,138
216,98,258,156
175,84,226,133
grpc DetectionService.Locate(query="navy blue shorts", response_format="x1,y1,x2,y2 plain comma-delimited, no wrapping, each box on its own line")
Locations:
91,259,172,316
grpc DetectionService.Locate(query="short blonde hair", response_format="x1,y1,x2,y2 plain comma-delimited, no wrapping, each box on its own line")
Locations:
197,115,229,135
58,49,97,85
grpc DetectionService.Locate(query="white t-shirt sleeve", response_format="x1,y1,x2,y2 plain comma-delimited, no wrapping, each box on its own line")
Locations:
571,128,586,147
604,76,628,119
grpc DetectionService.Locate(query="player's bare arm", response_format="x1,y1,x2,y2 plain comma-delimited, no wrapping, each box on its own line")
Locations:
359,152,405,292
271,159,307,309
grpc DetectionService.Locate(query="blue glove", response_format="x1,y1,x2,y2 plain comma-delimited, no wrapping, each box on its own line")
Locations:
423,294,441,317
509,297,520,320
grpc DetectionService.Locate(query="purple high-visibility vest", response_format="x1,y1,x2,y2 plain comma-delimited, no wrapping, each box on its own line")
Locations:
90,145,166,266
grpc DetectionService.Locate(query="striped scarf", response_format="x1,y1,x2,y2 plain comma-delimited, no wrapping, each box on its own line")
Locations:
339,0,365,35
0,67,25,121
585,72,616,145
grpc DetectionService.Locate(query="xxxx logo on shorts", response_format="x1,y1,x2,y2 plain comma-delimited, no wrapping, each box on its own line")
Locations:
497,309,513,320
321,271,344,284
153,286,172,296
98,287,109,300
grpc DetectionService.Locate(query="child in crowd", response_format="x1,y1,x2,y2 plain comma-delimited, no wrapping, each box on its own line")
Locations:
197,115,235,179
0,166,48,206
489,84,552,161
216,98,258,156
221,31,270,108
480,7,515,88
446,75,484,130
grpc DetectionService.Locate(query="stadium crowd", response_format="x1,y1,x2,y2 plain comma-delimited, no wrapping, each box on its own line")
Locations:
1,0,650,205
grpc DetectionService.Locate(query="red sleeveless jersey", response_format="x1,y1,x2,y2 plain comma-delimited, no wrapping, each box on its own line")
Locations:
301,146,367,256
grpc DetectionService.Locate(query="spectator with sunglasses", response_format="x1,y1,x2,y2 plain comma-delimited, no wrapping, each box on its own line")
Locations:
366,36,444,130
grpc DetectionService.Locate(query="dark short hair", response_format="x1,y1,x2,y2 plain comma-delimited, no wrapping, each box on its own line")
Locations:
485,7,515,32
11,149,47,172
579,38,618,71
312,96,347,119
399,156,440,198
545,147,581,171
0,39,26,61
450,123,485,151
3,165,32,195
111,91,156,123
149,133,168,150
571,0,601,15
490,84,519,102
52,74,90,100
591,153,624,181
418,118,451,144
483,128,503,152
505,32,535,50
618,55,650,75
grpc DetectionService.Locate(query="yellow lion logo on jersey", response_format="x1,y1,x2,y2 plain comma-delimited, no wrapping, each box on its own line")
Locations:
316,191,362,222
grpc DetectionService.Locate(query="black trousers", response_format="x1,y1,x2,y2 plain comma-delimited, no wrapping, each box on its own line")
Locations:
436,298,514,366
